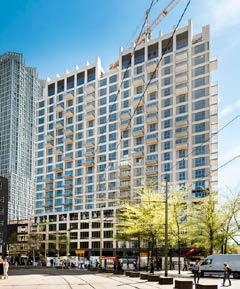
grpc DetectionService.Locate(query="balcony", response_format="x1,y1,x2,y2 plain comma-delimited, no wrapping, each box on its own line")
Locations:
85,111,95,121
83,157,94,166
64,135,73,144
119,182,131,191
146,101,158,113
146,113,158,124
45,176,54,183
55,148,63,155
132,146,144,158
132,126,144,137
175,130,188,138
65,107,74,117
176,74,188,84
46,140,54,149
175,63,188,74
146,166,158,176
56,120,64,129
175,51,187,63
65,125,73,135
175,138,188,149
210,59,217,72
46,132,54,141
119,159,131,170
64,190,73,197
85,139,95,147
64,153,73,162
175,117,188,127
147,79,158,93
146,59,158,72
44,185,53,191
120,120,129,130
145,154,158,165
120,109,131,120
64,92,74,100
55,164,63,172
145,133,158,144
85,102,95,112
85,83,95,94
85,92,95,103
64,172,73,179
175,82,188,95
132,94,144,108
85,148,94,157
56,103,64,112
133,75,144,86
119,171,131,180
64,183,73,189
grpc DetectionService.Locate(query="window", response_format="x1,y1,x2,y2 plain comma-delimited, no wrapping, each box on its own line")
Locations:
192,88,208,99
99,78,107,87
164,55,171,65
109,74,117,83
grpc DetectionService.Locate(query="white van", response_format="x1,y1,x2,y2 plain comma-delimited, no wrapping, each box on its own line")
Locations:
200,254,240,279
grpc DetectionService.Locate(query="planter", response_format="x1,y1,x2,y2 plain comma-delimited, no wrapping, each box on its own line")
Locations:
195,285,218,289
140,273,149,280
159,277,173,285
175,280,193,289
147,274,160,282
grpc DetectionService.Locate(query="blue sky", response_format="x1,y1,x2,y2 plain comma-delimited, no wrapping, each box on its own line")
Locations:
1,0,240,191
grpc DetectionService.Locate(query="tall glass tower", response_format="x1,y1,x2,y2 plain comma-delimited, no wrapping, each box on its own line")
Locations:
0,52,40,220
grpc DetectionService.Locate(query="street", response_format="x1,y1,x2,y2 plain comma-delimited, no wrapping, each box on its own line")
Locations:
0,268,238,289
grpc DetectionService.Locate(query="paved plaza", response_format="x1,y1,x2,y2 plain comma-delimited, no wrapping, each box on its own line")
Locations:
0,268,238,289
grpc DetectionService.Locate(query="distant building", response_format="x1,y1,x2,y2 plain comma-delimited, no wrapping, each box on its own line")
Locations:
0,176,8,256
7,219,29,257
33,21,218,257
0,52,40,220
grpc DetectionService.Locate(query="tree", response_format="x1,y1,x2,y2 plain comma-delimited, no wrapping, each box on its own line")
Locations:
168,188,189,273
187,192,223,255
219,190,240,253
116,186,165,269
28,233,43,265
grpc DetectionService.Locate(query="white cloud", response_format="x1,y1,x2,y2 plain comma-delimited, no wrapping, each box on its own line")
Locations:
219,99,240,119
203,0,240,33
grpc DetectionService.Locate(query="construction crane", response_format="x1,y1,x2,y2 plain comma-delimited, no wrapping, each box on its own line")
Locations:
109,0,181,69
135,0,181,46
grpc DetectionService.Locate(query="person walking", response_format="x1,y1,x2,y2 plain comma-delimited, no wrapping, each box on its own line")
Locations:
192,259,201,284
222,263,232,286
3,258,9,279
0,259,3,279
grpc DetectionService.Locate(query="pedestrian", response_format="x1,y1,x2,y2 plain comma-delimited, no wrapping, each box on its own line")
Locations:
183,260,188,271
3,258,9,279
50,258,54,267
222,263,232,287
0,259,3,279
150,260,154,274
126,260,129,269
192,259,201,284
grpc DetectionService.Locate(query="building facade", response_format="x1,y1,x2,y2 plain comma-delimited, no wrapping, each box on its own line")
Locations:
0,52,39,220
0,177,8,256
34,21,218,257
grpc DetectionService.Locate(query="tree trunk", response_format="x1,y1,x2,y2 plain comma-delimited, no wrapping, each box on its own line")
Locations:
138,236,141,271
178,239,181,274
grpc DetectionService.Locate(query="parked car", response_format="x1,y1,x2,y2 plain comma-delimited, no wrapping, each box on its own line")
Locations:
200,254,240,279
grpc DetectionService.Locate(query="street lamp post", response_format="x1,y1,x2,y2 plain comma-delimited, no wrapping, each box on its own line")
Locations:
164,178,169,277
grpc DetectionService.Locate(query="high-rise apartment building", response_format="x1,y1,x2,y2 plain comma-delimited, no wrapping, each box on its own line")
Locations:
33,22,218,257
0,52,39,220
